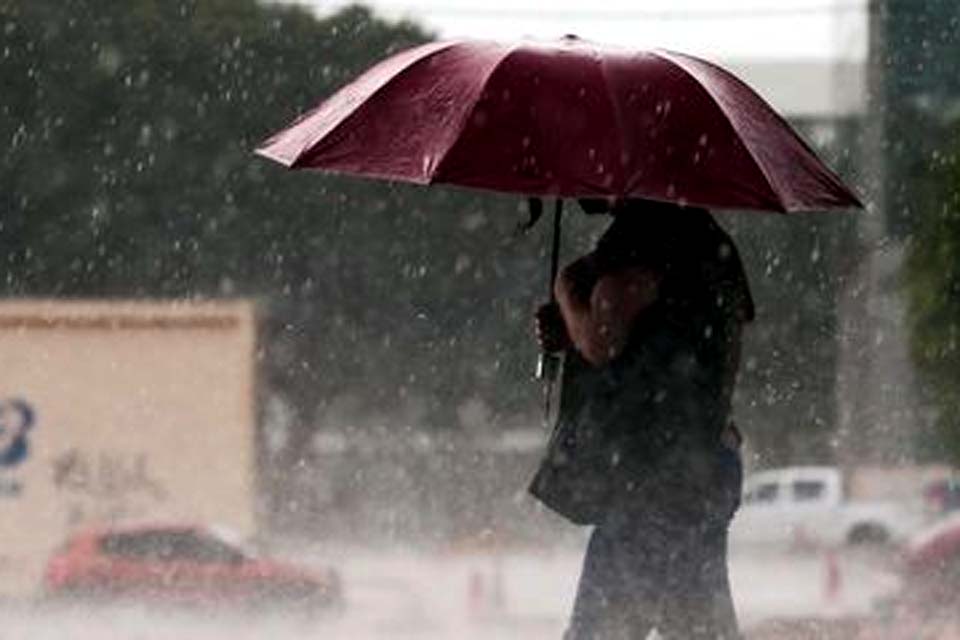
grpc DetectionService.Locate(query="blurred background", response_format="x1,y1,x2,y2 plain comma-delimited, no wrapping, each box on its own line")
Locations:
3,1,960,638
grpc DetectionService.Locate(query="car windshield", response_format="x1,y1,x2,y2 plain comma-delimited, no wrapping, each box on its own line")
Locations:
100,530,246,564
793,481,825,502
745,482,780,505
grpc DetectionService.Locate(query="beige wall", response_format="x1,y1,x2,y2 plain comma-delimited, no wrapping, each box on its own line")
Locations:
848,464,954,501
0,300,256,597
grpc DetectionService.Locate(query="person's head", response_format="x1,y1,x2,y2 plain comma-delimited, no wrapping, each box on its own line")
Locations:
594,198,696,255
592,198,755,322
577,197,616,216
578,196,689,220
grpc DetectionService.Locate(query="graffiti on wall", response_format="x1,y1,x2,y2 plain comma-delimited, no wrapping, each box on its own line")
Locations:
0,399,36,497
52,449,168,526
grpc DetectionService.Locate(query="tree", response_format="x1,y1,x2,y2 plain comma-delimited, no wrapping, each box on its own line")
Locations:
904,125,960,462
879,0,960,462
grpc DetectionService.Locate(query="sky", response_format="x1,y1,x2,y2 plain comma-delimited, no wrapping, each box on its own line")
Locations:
306,0,869,61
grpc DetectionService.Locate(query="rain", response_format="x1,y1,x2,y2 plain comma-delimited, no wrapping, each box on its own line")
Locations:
1,0,960,638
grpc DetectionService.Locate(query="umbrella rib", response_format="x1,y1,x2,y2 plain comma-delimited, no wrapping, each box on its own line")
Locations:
261,41,464,170
597,53,629,195
428,43,523,184
649,49,784,211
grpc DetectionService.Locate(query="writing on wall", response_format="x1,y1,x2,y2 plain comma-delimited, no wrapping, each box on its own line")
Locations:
52,449,168,526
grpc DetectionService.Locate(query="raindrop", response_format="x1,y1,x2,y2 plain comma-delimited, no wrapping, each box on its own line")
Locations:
138,124,153,146
421,154,434,174
471,109,488,128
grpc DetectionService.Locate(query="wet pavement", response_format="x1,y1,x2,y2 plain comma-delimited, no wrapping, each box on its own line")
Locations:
0,543,905,639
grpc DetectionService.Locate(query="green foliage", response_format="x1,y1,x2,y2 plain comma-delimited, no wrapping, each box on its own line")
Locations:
905,124,960,461
883,0,960,462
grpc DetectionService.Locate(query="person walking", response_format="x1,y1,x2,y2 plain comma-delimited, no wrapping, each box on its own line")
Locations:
530,198,753,639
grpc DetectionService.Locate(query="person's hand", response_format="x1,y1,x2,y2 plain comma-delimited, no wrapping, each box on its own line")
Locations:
534,302,570,353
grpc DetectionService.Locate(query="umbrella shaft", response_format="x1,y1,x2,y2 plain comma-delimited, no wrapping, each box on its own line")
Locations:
536,199,564,385
548,199,563,302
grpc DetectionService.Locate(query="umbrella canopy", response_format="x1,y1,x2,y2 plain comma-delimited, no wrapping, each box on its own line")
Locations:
256,37,861,213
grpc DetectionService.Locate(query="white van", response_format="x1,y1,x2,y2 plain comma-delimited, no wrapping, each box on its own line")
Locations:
729,466,928,548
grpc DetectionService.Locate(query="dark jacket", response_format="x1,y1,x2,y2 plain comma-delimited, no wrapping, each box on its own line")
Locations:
529,207,751,525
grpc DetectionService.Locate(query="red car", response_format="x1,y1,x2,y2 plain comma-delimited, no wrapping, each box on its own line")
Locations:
44,523,342,612
857,513,960,639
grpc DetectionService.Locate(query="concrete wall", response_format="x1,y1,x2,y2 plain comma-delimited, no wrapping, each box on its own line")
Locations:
0,300,256,597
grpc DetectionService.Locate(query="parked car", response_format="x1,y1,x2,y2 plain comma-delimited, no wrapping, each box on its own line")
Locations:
857,513,960,639
729,466,928,548
922,477,960,517
43,523,343,612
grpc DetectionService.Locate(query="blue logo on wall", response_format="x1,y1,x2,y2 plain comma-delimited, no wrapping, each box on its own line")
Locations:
0,399,35,468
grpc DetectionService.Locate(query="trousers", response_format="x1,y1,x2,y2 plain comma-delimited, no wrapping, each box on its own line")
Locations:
564,447,742,640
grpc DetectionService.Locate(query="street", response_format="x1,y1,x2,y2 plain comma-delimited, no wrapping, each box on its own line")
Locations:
0,543,902,639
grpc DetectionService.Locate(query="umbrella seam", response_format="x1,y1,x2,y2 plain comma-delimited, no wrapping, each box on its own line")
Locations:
648,49,784,212
428,43,524,185
597,52,629,196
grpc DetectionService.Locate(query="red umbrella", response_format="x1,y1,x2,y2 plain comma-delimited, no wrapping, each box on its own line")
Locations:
257,37,862,393
256,37,861,212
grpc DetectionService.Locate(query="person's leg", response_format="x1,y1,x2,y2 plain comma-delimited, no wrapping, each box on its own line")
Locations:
657,524,740,639
565,526,614,639
564,517,661,640
657,447,743,639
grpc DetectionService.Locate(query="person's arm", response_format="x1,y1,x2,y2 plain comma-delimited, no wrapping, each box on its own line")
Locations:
555,256,660,366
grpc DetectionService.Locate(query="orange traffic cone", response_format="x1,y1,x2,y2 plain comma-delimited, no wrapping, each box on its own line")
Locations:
468,570,486,617
823,549,843,607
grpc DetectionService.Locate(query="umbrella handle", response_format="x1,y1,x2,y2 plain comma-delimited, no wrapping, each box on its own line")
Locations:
535,351,561,381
